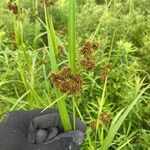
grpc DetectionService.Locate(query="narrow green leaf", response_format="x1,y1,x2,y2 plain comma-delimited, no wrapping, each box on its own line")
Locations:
47,11,59,57
68,0,76,72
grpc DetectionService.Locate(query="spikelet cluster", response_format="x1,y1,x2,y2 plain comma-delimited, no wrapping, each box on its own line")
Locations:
51,67,83,94
7,0,18,14
79,41,99,71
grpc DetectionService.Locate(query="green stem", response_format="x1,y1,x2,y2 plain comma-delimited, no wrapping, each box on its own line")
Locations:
73,96,76,130
56,90,72,131
68,0,76,72
68,0,77,131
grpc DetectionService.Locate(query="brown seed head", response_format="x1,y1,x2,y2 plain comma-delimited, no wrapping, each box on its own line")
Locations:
59,67,71,78
12,41,18,50
92,42,99,50
99,63,111,80
80,41,93,55
80,58,95,71
51,67,83,94
100,112,112,124
90,121,97,129
80,41,99,55
7,0,18,14
99,69,108,81
51,73,61,87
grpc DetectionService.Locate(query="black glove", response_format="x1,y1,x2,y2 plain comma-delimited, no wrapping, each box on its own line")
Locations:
0,109,86,150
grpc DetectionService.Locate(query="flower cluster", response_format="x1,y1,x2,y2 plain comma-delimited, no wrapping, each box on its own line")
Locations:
51,67,83,94
100,111,112,124
90,121,97,129
9,31,18,50
79,41,99,71
80,58,95,71
99,63,111,81
90,111,112,129
7,0,18,14
80,41,99,56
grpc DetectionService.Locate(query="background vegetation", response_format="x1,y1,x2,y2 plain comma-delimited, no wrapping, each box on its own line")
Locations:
0,0,150,149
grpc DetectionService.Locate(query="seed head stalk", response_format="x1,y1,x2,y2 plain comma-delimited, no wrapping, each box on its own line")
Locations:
68,0,76,72
68,0,77,130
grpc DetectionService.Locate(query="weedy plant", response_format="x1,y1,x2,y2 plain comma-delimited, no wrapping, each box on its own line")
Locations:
43,0,71,131
35,0,82,131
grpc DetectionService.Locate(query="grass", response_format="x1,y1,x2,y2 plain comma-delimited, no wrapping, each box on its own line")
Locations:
44,3,71,131
0,0,150,149
68,0,76,72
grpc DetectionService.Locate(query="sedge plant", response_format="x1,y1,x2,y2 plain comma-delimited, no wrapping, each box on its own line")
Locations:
44,3,72,131
43,0,79,131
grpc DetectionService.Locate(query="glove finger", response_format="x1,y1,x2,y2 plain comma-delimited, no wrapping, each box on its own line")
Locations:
31,113,60,129
46,130,84,145
28,113,61,143
70,117,86,133
45,130,84,149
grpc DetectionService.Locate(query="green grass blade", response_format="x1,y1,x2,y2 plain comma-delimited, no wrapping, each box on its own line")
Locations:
109,108,126,129
68,0,76,72
100,84,150,150
47,11,59,57
44,6,58,72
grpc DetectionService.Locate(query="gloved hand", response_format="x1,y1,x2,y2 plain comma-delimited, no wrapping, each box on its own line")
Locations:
0,109,86,150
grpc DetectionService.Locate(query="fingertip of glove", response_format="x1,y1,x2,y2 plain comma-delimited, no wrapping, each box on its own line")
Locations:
51,130,85,145
74,118,87,133
72,130,84,145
